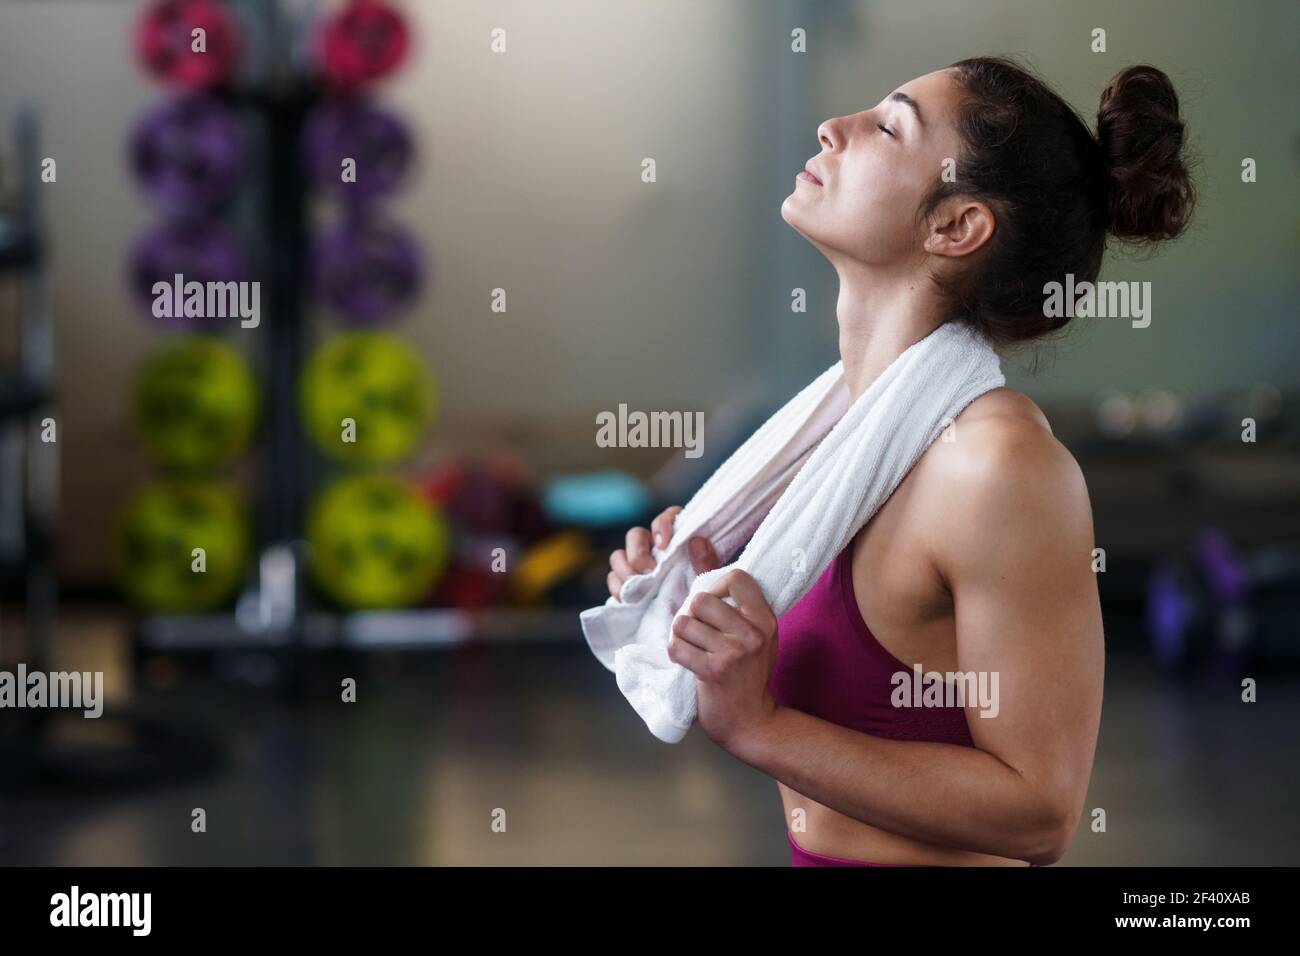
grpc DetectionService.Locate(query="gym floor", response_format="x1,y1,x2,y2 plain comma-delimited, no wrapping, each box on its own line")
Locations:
2,608,1296,866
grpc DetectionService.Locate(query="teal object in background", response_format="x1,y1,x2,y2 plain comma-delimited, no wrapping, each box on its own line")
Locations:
543,470,651,529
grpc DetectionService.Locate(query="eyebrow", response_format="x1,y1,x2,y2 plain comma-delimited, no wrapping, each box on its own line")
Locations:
889,92,924,126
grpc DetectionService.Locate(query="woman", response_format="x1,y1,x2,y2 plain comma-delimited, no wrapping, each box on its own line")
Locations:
607,57,1194,866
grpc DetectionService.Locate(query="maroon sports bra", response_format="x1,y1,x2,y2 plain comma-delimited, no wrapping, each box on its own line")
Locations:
768,539,975,746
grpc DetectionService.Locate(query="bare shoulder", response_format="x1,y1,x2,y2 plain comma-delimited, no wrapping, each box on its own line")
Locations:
917,387,1094,555
930,387,1081,488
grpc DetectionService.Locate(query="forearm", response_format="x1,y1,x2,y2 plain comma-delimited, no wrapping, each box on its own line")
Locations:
733,706,1071,863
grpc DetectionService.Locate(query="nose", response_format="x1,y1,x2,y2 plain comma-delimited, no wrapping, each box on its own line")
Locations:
817,116,844,151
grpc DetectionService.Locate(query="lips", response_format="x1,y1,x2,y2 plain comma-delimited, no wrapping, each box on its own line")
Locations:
800,164,824,186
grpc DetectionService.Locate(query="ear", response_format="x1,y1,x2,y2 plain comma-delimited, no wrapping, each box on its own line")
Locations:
923,198,995,259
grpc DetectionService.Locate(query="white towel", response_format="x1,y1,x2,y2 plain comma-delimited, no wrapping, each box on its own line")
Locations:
580,321,1005,743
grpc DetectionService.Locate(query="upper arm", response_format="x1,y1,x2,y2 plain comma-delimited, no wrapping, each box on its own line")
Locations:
930,422,1104,822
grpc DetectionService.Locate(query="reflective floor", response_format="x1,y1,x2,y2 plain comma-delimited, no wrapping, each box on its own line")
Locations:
1,611,1297,866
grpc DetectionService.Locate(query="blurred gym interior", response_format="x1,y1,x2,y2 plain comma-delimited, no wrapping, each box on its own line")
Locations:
0,0,1297,865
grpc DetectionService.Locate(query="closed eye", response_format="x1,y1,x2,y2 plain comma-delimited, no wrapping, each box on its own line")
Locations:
877,123,894,137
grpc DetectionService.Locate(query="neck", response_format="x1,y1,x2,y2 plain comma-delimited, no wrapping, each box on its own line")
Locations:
834,261,948,400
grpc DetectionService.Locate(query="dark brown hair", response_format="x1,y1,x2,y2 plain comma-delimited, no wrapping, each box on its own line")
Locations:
921,56,1196,351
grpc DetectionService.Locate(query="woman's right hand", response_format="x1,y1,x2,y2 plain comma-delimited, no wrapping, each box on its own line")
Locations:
607,505,720,602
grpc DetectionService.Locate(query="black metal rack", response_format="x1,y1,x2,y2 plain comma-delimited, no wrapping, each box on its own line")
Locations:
0,107,228,790
0,107,56,681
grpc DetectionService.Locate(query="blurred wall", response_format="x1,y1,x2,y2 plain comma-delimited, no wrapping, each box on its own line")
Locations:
0,0,1295,583
808,0,1300,397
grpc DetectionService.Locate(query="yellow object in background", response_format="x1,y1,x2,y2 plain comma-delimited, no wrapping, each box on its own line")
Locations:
512,530,593,606
300,332,435,466
307,473,451,609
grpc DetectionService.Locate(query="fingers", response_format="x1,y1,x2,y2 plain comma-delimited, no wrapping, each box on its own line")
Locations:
672,600,731,653
607,549,638,602
681,592,744,638
609,548,638,582
704,570,777,634
606,506,728,606
651,506,682,550
607,524,660,602
668,589,763,680
687,535,720,574
625,526,656,574
666,627,710,678
652,505,718,574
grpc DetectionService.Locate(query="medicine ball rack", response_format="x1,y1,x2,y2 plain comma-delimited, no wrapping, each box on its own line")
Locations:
130,0,579,687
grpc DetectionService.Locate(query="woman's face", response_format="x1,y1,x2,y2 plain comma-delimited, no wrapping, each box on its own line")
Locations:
781,69,967,270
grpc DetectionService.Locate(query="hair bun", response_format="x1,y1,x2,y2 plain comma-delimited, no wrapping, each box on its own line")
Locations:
1096,65,1195,242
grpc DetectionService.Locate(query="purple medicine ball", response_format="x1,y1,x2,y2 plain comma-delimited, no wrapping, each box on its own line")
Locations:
311,216,422,324
302,98,414,202
130,217,248,328
130,96,244,213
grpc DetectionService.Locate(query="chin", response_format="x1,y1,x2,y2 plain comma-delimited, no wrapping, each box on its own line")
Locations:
780,194,802,227
780,204,816,243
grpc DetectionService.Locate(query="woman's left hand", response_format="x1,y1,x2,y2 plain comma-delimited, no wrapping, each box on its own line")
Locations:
668,569,780,753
